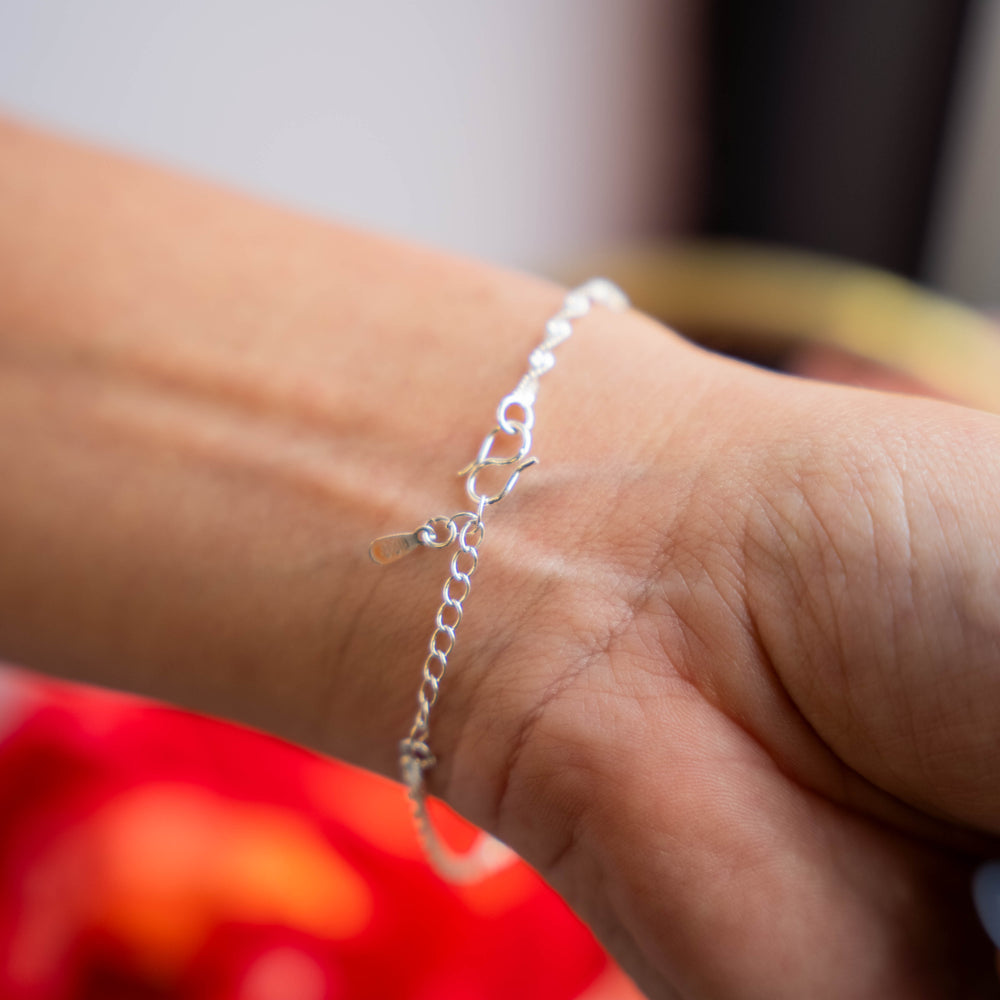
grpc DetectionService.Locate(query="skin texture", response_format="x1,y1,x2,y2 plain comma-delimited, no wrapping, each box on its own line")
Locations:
1,117,999,997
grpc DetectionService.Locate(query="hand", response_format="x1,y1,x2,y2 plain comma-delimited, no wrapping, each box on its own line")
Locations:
439,315,1000,998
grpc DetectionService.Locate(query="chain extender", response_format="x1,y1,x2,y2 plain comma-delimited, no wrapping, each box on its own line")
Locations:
369,278,629,882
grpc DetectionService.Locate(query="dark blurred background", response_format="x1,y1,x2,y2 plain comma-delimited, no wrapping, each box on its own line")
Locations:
704,0,970,279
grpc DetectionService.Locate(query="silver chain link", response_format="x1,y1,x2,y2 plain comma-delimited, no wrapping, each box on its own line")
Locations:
369,277,629,882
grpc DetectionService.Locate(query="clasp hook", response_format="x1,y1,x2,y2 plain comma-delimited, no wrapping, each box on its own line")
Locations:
457,419,538,506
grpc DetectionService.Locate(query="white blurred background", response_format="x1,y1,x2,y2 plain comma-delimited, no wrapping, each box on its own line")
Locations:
0,0,699,269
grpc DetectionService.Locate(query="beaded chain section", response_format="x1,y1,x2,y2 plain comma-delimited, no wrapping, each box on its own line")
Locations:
369,278,629,881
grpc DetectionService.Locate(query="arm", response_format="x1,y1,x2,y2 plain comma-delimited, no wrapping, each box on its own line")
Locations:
2,116,1000,998
0,114,623,772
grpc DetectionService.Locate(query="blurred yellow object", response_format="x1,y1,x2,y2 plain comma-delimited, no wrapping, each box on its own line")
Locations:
567,242,1000,412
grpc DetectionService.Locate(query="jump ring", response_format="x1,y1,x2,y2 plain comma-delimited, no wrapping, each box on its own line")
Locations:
418,517,457,548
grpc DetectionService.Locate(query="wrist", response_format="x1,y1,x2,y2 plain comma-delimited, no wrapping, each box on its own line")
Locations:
424,306,720,835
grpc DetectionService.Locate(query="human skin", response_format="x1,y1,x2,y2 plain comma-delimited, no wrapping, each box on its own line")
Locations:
1,116,999,997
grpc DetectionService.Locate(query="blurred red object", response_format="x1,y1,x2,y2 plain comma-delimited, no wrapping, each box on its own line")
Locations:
0,667,636,1000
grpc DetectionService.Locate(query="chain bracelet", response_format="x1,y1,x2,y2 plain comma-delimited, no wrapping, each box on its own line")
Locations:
369,277,629,882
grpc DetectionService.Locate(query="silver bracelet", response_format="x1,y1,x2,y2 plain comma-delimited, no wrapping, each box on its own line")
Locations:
370,278,629,881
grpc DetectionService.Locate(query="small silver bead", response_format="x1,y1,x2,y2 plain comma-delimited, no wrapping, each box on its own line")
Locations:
581,277,629,312
543,316,573,348
529,348,555,374
562,289,591,319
